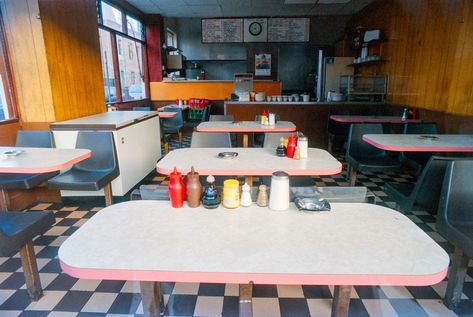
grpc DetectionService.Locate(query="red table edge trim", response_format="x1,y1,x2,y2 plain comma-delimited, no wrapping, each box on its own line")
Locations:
0,151,92,174
59,260,447,286
362,136,473,152
195,127,297,132
156,165,343,176
329,115,421,123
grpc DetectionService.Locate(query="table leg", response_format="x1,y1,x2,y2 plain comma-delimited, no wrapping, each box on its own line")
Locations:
20,241,43,300
239,283,253,317
244,176,253,186
243,133,249,148
331,285,352,317
0,188,8,212
444,247,469,309
140,281,164,317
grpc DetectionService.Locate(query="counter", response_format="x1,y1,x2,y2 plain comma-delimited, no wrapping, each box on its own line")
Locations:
51,111,161,196
224,101,385,148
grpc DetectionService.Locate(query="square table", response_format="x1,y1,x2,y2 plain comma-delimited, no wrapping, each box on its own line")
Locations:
330,115,421,124
0,147,91,211
362,134,473,152
155,147,342,185
196,121,296,147
58,200,449,317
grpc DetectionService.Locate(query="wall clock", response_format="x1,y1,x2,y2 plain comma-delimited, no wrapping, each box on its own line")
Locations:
249,21,262,36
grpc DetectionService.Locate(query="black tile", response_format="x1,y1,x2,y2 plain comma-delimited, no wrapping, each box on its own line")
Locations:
302,285,332,299
164,294,197,316
56,218,80,226
461,282,473,299
40,258,62,273
161,282,175,295
279,298,310,317
62,227,80,236
0,258,22,272
390,298,429,317
76,313,107,317
33,235,57,246
95,280,126,293
19,311,50,317
0,290,32,310
347,298,370,317
46,274,78,291
406,286,441,299
416,215,436,223
36,246,59,259
53,211,73,218
453,299,473,317
107,293,141,314
252,284,278,297
222,296,239,317
84,211,98,219
53,290,93,312
354,286,387,299
0,272,25,290
198,283,225,296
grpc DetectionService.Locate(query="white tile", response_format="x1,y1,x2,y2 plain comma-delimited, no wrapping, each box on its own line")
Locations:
172,282,199,295
105,314,133,317
224,283,239,296
49,236,69,247
91,207,102,212
0,311,22,317
71,279,101,292
0,289,15,305
193,296,223,316
81,292,117,313
36,258,52,271
328,285,359,298
73,219,88,227
60,206,79,212
417,299,458,317
25,291,67,311
362,299,399,317
120,280,141,293
276,285,304,298
47,312,78,317
39,273,60,289
135,301,143,314
380,286,413,299
43,226,69,236
306,298,332,317
66,211,88,219
33,245,46,254
253,297,280,317
431,281,468,299
0,272,12,285
30,203,52,210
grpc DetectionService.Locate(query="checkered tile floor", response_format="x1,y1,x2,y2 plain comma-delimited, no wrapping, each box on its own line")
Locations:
1,137,473,316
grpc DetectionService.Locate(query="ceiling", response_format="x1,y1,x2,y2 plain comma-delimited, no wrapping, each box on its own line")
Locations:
124,0,376,17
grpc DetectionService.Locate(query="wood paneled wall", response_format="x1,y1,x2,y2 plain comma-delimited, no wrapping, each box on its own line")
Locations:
344,0,473,116
0,121,20,145
38,0,105,121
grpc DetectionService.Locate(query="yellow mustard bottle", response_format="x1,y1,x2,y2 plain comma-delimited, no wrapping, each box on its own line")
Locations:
223,179,240,209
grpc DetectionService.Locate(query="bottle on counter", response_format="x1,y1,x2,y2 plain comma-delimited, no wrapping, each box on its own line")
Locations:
168,167,185,208
297,136,308,159
261,110,268,125
202,175,220,209
276,137,286,157
223,179,240,209
186,166,202,208
293,146,300,160
200,70,206,80
240,182,252,207
286,134,297,158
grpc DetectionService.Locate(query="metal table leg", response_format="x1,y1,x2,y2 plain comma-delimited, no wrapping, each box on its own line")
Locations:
239,283,253,317
331,285,352,317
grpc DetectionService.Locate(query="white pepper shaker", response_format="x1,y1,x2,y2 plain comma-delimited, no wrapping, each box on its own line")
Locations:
297,136,308,159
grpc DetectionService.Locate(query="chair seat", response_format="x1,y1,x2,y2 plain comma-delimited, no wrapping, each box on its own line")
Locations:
348,155,402,172
0,171,59,190
262,176,315,187
0,211,55,257
48,168,118,191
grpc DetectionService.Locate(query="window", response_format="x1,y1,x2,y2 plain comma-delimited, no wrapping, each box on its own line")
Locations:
0,17,17,122
98,0,147,104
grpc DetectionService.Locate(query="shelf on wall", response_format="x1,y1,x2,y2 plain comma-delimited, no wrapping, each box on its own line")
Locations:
348,60,386,67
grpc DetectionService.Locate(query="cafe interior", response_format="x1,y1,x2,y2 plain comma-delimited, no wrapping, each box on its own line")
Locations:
0,0,473,316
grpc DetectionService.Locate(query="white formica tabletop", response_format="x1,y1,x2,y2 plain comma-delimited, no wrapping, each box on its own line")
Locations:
50,111,159,130
363,134,473,152
196,121,296,133
330,115,421,123
0,147,91,173
59,200,449,286
155,147,342,176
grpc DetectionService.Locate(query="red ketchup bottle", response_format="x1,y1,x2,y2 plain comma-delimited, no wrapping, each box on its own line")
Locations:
168,167,185,208
286,134,297,158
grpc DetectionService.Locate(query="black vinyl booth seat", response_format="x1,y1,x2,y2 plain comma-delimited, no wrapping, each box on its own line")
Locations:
48,131,119,206
346,123,402,186
0,211,55,300
400,122,439,173
436,159,473,310
384,156,453,214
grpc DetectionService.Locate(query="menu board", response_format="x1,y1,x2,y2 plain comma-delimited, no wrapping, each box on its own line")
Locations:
268,18,310,42
202,19,243,43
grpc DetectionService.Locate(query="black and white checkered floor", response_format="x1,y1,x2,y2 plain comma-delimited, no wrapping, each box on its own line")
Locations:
1,135,473,317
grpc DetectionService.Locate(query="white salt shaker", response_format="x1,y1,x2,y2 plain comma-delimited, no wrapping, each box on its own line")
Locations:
269,171,290,211
268,113,276,126
297,136,308,159
240,182,252,207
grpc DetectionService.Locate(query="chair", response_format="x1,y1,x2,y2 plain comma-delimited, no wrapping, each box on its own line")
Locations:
201,105,211,122
400,122,439,173
262,132,292,148
48,132,119,206
133,106,151,111
190,132,232,148
435,159,473,309
384,156,451,214
327,110,350,153
161,106,184,144
209,114,234,121
0,131,58,210
346,123,402,186
0,211,55,300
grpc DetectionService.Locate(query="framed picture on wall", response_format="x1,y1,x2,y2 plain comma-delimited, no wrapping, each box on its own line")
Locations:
255,54,271,76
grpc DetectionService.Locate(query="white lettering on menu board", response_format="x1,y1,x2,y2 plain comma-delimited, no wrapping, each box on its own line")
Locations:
202,19,243,43
268,18,309,42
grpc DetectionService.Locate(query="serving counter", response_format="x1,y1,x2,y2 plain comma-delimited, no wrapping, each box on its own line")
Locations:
51,111,161,196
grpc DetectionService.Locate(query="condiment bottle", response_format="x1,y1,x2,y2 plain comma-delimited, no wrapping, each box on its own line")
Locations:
223,179,240,209
168,167,185,208
261,111,267,125
186,166,201,208
297,136,308,159
293,146,300,160
202,175,220,209
240,182,252,207
276,137,286,157
286,134,297,158
256,184,269,207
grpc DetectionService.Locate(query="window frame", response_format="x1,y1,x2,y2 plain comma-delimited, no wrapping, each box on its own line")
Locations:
0,11,18,125
97,0,148,105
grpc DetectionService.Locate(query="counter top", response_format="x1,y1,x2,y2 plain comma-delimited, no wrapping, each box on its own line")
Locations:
162,79,276,83
225,101,385,105
51,111,160,131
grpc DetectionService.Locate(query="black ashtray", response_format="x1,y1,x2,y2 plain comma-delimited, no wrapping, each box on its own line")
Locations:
418,135,439,140
217,152,238,159
294,197,331,212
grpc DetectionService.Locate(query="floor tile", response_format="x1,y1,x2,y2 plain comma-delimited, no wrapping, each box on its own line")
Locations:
380,286,414,299
25,291,67,311
277,285,305,298
221,296,239,317
46,275,79,291
198,283,225,296
0,290,32,311
389,298,429,317
164,294,197,316
53,291,93,312
224,284,239,296
95,281,125,293
347,298,370,317
71,280,101,292
193,296,223,316
172,282,199,295
279,298,310,317
417,299,458,317
106,293,141,315
306,298,332,317
0,289,15,305
81,293,117,313
252,297,280,317
253,285,278,298
47,312,78,317
362,299,398,317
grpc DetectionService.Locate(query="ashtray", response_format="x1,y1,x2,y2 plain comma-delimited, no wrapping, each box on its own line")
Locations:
217,152,238,159
418,135,439,140
231,121,242,125
294,197,331,212
3,150,24,157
